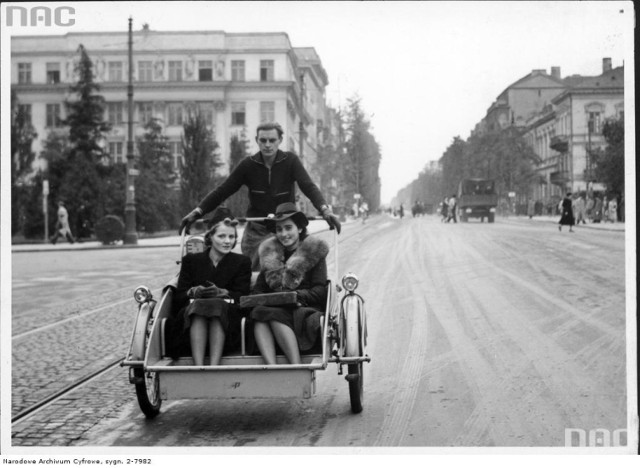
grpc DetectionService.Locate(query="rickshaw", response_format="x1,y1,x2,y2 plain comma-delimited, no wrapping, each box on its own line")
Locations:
122,216,370,417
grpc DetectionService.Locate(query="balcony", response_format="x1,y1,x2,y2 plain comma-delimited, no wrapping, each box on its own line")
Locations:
550,171,570,186
550,135,569,153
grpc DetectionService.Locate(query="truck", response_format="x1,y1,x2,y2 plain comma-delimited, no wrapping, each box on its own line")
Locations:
457,178,498,223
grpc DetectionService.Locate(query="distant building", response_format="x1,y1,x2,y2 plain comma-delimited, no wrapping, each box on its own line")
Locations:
472,66,568,136
524,58,624,201
11,29,334,184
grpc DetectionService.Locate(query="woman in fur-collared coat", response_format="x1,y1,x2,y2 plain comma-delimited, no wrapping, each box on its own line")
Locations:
250,203,329,365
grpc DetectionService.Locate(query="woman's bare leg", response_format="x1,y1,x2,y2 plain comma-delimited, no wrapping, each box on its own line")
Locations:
208,318,225,366
254,321,277,364
270,321,301,364
190,316,208,366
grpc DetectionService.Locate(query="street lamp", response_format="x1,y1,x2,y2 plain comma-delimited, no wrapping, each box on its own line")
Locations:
123,16,138,244
586,117,594,195
37,157,49,242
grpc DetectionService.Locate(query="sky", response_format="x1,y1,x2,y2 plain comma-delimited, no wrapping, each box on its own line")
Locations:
2,1,634,204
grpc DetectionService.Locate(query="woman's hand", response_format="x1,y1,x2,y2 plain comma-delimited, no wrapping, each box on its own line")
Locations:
188,283,230,299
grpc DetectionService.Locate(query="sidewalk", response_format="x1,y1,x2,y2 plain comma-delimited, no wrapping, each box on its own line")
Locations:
11,218,346,253
503,214,625,232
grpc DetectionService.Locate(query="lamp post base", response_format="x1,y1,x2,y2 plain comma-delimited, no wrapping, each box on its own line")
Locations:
123,205,138,245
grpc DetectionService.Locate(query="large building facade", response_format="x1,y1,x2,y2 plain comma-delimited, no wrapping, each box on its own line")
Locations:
471,58,624,207
523,59,624,202
11,28,333,182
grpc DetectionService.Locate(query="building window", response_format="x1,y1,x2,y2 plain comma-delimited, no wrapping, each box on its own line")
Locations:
46,104,61,127
108,61,123,81
108,141,125,164
17,104,32,125
107,102,124,125
138,102,154,126
260,60,274,81
198,61,213,81
168,103,183,126
231,60,245,81
168,61,183,81
46,63,61,84
231,102,246,126
198,102,215,127
169,141,183,170
138,61,153,81
260,101,275,123
587,112,602,134
18,63,32,84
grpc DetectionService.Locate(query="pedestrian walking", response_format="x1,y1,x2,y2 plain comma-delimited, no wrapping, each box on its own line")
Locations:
178,122,340,270
359,200,369,224
447,194,457,223
527,199,535,219
440,197,449,222
399,204,405,219
574,193,586,224
607,197,618,223
50,201,75,244
586,195,595,222
592,196,603,223
558,192,575,232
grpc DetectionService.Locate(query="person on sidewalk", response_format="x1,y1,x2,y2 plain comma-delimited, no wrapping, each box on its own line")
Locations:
50,201,75,244
179,122,340,270
574,193,586,225
558,192,575,232
592,196,603,223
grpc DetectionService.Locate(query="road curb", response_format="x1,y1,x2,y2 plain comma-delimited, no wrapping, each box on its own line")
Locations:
503,216,625,233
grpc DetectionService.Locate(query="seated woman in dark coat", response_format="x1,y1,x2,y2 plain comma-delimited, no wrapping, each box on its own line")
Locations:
170,209,251,365
251,203,329,365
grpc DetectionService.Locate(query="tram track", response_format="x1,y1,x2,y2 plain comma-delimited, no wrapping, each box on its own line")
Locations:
11,357,125,424
10,218,385,429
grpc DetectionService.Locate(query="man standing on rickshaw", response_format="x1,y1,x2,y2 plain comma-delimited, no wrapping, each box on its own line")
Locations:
180,122,341,269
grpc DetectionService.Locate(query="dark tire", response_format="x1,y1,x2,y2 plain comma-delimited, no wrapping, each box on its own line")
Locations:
343,296,363,413
347,363,363,414
134,368,161,418
134,313,161,418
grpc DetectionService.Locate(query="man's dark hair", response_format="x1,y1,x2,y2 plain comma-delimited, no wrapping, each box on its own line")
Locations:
256,122,284,139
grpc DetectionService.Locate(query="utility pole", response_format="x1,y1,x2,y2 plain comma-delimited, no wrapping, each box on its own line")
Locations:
123,16,138,244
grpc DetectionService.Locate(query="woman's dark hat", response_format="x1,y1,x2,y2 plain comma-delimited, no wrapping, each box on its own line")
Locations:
265,202,308,232
206,207,238,229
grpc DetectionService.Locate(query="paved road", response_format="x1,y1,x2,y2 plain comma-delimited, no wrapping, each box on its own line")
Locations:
10,214,628,448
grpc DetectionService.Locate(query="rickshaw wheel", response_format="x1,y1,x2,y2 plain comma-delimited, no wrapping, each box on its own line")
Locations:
134,313,161,418
347,363,363,414
134,368,161,418
344,297,363,413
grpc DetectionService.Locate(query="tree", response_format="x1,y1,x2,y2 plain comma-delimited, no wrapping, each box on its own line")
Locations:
135,118,179,232
439,136,467,197
47,44,116,234
179,111,222,214
342,97,382,211
10,89,38,236
21,131,69,238
593,116,624,195
224,130,251,217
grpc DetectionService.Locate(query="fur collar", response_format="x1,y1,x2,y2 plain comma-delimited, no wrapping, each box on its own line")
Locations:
258,235,329,290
